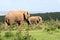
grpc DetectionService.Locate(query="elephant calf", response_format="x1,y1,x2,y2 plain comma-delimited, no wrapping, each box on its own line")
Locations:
4,10,30,30
28,16,43,25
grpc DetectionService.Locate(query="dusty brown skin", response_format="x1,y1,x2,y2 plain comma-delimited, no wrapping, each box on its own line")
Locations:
4,10,30,30
28,16,43,25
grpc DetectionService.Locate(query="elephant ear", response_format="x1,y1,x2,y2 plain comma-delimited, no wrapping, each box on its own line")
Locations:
23,12,30,20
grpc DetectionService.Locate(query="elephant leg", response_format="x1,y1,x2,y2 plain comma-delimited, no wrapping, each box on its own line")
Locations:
28,20,31,28
35,21,37,25
9,22,14,27
9,20,15,27
28,21,31,25
17,21,23,30
4,22,8,30
28,23,31,29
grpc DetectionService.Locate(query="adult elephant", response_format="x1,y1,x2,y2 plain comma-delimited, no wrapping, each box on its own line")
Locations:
4,10,30,30
28,16,43,25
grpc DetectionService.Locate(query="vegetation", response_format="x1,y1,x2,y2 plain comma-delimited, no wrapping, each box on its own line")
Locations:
0,19,60,40
0,12,60,22
0,12,60,40
31,12,60,21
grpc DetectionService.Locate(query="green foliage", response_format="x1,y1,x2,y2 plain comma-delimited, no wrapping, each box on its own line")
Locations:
0,16,60,40
0,19,60,32
0,30,36,40
0,35,1,40
4,31,14,38
0,12,60,40
9,23,18,30
0,23,4,31
14,30,36,40
15,30,24,40
0,16,5,23
42,19,60,33
31,12,60,21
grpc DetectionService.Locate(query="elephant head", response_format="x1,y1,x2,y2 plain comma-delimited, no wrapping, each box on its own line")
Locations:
37,16,43,24
23,11,30,20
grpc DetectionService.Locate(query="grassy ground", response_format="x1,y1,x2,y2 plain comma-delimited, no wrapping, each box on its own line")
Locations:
0,20,60,40
0,30,60,40
29,30,60,40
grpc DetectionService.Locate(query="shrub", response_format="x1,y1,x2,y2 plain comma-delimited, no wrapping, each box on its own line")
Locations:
14,30,36,40
0,23,4,31
0,33,3,40
4,31,14,38
43,20,57,32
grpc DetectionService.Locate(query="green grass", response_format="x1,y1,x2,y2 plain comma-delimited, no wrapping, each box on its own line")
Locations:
29,30,60,40
0,20,60,40
0,30,60,40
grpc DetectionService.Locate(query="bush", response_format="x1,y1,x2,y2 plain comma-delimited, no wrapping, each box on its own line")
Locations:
43,20,60,32
0,33,4,40
14,30,36,40
0,23,4,31
4,31,14,38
